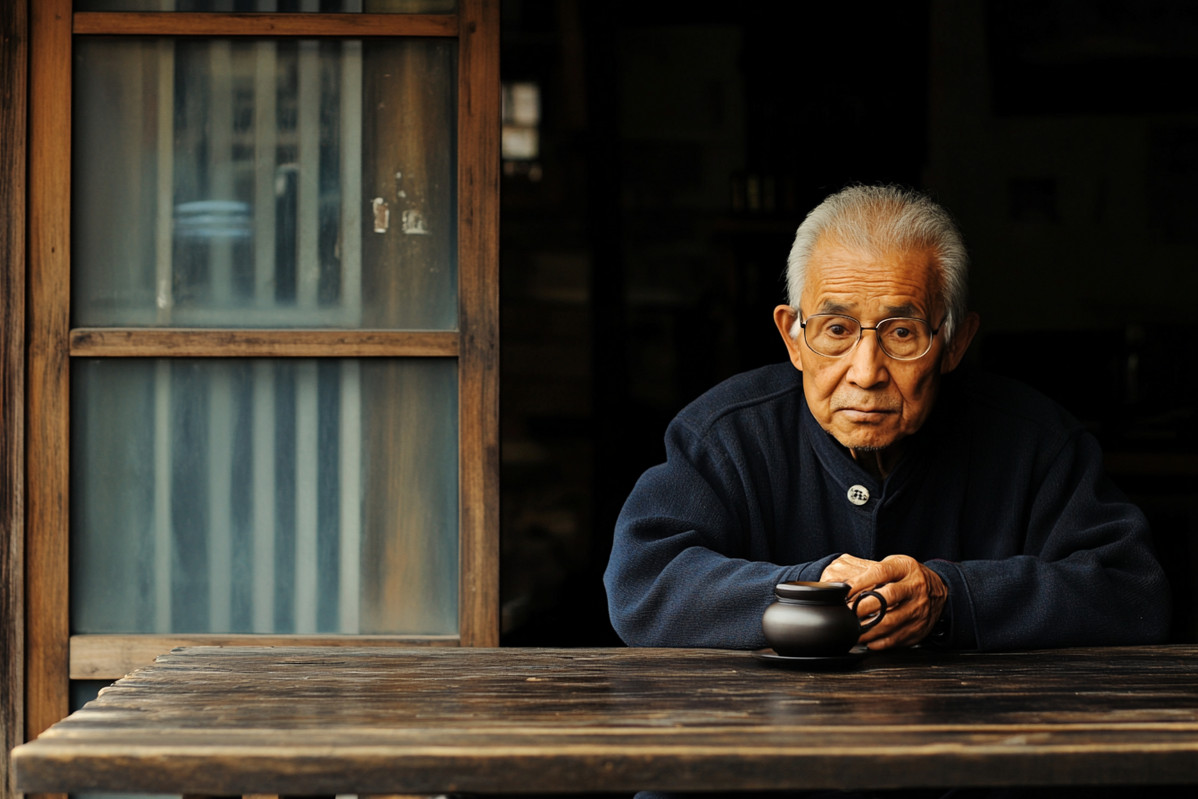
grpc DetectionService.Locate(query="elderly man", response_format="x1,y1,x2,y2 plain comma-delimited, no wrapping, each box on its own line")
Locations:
604,184,1170,652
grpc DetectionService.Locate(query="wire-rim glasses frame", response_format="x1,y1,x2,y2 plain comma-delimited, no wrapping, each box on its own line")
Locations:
798,311,945,361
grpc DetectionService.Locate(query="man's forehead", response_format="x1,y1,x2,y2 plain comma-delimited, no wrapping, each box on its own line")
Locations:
802,240,941,314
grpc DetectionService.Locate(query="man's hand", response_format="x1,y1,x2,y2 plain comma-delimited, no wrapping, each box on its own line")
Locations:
820,554,947,650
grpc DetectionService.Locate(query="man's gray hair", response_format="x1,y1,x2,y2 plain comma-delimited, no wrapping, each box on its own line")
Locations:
785,184,969,344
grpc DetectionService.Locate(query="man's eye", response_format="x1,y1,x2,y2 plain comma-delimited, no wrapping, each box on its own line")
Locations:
889,326,913,339
826,324,851,337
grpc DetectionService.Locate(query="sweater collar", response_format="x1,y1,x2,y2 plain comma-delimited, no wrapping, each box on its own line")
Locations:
799,393,931,502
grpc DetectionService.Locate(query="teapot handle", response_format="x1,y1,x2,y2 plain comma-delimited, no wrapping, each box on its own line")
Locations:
852,590,888,632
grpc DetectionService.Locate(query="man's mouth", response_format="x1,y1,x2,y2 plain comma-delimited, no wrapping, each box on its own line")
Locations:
835,407,896,422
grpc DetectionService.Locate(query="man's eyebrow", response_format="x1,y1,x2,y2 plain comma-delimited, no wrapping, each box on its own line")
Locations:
815,301,925,317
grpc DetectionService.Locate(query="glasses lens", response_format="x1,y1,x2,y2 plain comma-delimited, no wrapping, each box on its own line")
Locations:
876,318,932,359
804,315,861,357
803,315,934,359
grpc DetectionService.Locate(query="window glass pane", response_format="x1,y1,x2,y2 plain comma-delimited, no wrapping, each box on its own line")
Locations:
71,358,459,636
73,37,457,329
75,2,457,12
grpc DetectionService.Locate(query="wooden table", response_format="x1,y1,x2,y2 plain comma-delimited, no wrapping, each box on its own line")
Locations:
12,644,1198,795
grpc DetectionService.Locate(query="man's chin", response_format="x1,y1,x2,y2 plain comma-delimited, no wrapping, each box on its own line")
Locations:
828,426,902,453
846,443,887,453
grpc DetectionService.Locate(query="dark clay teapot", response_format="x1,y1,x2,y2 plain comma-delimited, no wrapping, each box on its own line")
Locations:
761,580,887,657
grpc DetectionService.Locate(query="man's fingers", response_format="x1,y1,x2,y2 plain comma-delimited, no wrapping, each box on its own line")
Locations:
820,555,948,651
844,556,918,595
856,598,925,648
852,589,887,620
855,571,947,650
819,554,874,584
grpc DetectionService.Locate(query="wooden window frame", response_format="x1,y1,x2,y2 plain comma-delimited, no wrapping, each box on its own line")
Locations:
2,3,29,799
26,0,499,744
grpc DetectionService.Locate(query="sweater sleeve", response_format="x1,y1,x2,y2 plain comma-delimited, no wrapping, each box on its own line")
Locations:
603,416,835,649
927,429,1171,651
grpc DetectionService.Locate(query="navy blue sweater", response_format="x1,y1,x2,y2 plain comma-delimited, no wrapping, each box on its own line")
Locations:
604,363,1171,651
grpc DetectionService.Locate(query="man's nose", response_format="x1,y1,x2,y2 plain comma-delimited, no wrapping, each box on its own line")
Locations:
846,329,890,387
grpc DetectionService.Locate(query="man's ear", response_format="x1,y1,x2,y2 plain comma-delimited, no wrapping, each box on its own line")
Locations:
940,311,980,374
773,305,805,372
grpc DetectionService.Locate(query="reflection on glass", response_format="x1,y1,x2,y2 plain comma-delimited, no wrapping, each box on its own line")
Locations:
76,2,457,12
73,37,457,329
71,358,459,636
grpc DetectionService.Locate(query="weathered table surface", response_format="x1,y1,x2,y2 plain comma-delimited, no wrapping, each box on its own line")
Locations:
12,644,1198,795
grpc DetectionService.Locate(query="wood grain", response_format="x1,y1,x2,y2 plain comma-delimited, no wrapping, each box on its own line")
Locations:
70,633,459,680
2,3,28,798
69,329,460,358
14,645,1198,795
456,0,501,647
25,0,72,754
73,12,457,38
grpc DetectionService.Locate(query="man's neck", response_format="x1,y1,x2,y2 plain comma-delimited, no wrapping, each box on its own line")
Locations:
850,445,903,480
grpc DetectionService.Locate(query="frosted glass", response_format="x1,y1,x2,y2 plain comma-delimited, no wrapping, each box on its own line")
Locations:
71,358,459,635
73,36,457,329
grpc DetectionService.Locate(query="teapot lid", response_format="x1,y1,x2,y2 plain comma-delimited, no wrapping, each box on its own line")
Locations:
773,580,851,602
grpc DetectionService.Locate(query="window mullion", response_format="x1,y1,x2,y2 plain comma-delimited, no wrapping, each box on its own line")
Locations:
70,329,461,358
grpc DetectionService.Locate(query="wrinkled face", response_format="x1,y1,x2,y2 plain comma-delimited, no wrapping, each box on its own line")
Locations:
775,239,970,455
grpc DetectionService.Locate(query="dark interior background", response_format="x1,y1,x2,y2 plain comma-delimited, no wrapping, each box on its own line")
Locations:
496,0,1198,647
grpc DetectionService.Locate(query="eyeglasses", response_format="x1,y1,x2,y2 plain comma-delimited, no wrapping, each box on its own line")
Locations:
799,312,944,361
